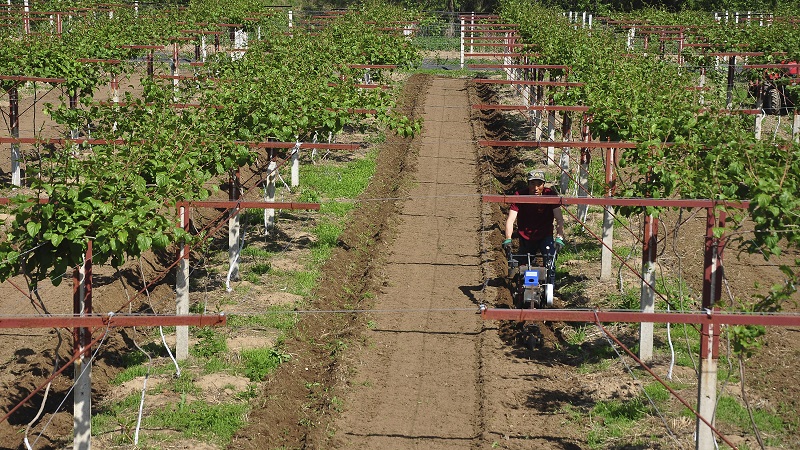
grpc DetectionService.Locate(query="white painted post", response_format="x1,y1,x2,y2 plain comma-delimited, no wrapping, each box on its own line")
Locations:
288,10,293,33
547,109,555,165
576,150,589,223
265,161,277,232
9,86,20,187
176,204,189,360
171,42,179,95
627,27,635,51
201,35,207,62
227,171,240,289
291,142,300,187
23,0,29,34
600,206,615,280
505,32,512,80
460,18,465,69
639,214,657,362
793,109,799,143
600,147,615,280
698,68,706,105
470,12,474,54
696,356,718,449
559,113,572,194
73,256,91,450
228,211,240,286
696,209,724,450
755,111,763,140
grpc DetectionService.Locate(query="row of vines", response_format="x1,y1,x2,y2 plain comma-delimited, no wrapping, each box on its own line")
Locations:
499,0,799,314
0,0,422,291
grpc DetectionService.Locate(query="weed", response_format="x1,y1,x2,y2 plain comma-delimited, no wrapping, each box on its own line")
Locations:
191,328,228,359
239,346,291,381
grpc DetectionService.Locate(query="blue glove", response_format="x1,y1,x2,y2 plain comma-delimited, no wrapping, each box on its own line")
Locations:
554,236,564,250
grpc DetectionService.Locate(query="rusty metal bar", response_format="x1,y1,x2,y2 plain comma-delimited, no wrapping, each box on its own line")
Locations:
0,75,66,83
469,64,569,70
479,139,637,147
473,79,585,87
474,104,589,112
187,200,320,210
482,194,749,209
0,313,227,329
479,308,800,326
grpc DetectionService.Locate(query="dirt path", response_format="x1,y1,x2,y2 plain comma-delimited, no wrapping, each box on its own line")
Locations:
329,77,486,448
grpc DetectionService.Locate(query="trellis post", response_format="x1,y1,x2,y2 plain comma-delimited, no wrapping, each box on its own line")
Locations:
9,85,21,186
559,112,572,195
639,212,658,361
600,144,616,280
176,203,190,360
265,160,277,232
73,240,92,450
547,95,555,165
696,208,725,450
228,170,241,286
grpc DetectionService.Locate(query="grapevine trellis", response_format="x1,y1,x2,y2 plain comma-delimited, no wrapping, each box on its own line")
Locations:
0,1,424,448
471,5,800,450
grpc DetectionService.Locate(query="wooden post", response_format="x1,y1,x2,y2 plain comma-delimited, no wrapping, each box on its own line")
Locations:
600,145,615,280
696,208,724,450
176,203,190,360
73,240,92,450
639,213,658,361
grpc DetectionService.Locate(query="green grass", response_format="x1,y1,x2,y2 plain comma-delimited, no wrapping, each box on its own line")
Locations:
146,397,247,445
299,150,376,199
714,395,787,439
239,347,291,381
587,396,647,448
228,306,298,330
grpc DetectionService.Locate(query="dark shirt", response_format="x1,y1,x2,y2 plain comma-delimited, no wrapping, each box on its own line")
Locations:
510,187,559,241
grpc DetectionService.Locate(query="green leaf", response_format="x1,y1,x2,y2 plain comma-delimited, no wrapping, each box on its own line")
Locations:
26,222,41,237
136,234,152,252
